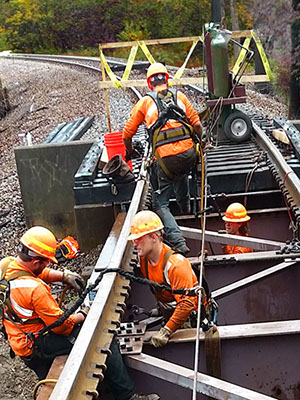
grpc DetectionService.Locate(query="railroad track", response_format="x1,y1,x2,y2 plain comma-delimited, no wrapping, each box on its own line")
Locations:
3,54,300,399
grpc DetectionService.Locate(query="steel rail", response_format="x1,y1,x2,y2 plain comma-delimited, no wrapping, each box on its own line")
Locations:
253,121,300,208
49,155,149,400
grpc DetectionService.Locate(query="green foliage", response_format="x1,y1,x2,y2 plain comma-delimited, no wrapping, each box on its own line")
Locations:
117,21,150,42
268,56,291,101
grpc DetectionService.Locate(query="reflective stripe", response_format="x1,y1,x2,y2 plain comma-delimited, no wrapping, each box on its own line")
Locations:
10,279,38,289
10,296,34,318
27,234,56,255
145,103,157,125
164,261,172,285
177,99,186,113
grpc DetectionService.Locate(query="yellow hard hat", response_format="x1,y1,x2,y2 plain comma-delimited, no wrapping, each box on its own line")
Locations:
20,226,58,263
147,62,169,90
128,210,164,241
222,203,250,223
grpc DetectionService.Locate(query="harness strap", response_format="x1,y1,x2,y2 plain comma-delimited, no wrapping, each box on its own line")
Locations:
147,89,196,179
0,259,43,326
145,249,175,291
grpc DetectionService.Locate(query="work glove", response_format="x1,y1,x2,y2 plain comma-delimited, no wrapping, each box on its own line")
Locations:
56,236,79,264
62,269,85,293
151,326,172,348
77,305,90,318
148,307,162,317
125,148,142,162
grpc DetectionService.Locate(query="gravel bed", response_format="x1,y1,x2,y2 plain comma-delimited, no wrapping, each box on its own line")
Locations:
0,57,288,399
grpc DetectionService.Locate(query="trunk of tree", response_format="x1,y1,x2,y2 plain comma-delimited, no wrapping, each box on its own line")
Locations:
289,0,300,119
0,78,10,119
229,0,240,61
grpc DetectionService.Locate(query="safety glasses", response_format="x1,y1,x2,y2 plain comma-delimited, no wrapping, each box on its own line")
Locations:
150,74,167,84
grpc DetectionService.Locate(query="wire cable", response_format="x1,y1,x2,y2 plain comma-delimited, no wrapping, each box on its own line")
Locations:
192,150,208,400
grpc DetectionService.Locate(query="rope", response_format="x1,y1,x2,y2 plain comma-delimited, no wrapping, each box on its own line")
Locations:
33,379,58,400
192,150,208,400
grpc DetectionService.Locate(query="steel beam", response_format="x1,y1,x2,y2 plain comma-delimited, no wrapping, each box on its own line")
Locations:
211,260,297,299
189,251,300,265
126,353,274,400
180,226,284,250
143,320,300,343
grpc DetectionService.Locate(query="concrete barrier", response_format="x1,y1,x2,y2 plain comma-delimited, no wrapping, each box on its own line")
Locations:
15,140,93,240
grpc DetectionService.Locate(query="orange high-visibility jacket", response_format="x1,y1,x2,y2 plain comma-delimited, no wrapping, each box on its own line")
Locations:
123,91,200,159
222,234,254,254
2,258,75,357
140,243,198,332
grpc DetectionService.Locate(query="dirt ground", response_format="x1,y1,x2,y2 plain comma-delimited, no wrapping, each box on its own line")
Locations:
0,59,106,400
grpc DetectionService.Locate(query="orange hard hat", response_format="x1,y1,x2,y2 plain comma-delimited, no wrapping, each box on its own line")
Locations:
20,226,58,263
222,203,250,223
128,210,164,241
146,62,169,90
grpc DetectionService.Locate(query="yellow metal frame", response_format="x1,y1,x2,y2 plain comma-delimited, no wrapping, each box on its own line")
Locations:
98,30,272,89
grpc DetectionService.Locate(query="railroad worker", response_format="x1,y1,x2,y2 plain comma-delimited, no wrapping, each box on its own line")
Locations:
128,210,202,348
222,203,254,254
0,226,159,400
0,226,87,380
123,62,203,256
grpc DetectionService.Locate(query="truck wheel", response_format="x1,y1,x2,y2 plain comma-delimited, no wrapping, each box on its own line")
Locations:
224,111,252,142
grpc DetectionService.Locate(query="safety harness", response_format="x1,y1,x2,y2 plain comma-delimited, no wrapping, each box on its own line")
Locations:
143,249,217,329
147,88,196,179
0,258,43,330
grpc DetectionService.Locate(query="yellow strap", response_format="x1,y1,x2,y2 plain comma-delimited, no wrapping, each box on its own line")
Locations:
138,41,155,63
251,30,273,81
122,45,138,81
0,257,14,280
232,37,251,76
99,49,122,88
156,127,188,143
174,39,200,79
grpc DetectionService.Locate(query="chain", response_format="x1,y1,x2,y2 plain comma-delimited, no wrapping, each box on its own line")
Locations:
36,266,202,337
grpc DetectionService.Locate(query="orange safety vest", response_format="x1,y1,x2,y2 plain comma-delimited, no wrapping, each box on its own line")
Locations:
222,233,254,255
123,90,200,159
1,258,75,357
139,243,198,332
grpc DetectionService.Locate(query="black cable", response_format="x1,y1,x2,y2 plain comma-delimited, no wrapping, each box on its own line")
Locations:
37,267,200,337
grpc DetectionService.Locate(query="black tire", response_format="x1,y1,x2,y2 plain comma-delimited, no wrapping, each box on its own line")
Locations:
224,111,252,143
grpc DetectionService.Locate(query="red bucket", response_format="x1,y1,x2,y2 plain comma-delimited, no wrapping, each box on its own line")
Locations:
104,131,132,170
104,131,123,144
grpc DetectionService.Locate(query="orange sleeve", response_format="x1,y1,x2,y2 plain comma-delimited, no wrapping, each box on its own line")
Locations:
38,267,51,282
178,91,200,127
165,255,197,332
234,246,254,254
123,98,148,139
31,284,75,336
223,245,253,254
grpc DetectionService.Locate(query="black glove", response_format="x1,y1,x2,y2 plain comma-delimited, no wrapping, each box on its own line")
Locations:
125,148,142,162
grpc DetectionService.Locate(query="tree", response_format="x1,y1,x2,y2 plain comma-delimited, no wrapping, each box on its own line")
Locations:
290,0,300,119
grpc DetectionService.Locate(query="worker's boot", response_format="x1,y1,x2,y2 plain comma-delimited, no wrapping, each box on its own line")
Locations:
129,394,160,400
